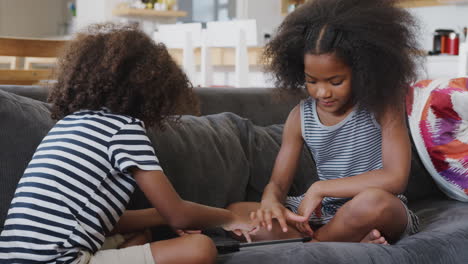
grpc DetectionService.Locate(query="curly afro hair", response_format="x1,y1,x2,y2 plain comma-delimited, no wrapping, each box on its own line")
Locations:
264,0,422,117
48,23,198,128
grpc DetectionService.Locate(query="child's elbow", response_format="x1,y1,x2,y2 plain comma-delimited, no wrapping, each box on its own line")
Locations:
387,174,408,195
167,218,190,230
164,203,192,229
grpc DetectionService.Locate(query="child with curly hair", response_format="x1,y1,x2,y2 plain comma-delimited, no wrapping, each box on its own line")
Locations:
228,0,421,244
0,24,255,264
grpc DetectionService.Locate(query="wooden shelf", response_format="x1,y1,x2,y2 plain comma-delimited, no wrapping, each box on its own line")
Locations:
396,0,443,8
0,37,67,58
0,69,53,85
112,8,187,18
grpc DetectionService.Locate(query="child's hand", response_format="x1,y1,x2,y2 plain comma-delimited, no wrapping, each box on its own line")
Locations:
174,229,202,236
251,201,308,233
296,191,323,236
222,214,258,243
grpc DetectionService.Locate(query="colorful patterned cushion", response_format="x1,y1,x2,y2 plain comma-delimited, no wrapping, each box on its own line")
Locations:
406,78,468,202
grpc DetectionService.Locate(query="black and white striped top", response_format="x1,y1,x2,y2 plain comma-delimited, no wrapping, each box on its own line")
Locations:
0,108,162,263
301,98,383,213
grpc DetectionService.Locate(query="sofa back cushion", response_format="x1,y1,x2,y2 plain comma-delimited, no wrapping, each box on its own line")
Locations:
128,112,252,210
0,85,306,127
245,124,317,201
0,90,55,232
0,85,50,102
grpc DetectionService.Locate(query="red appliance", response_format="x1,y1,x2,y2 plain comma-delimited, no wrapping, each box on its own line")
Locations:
431,29,459,56
446,32,459,55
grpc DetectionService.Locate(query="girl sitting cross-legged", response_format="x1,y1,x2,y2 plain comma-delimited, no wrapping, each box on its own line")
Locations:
228,0,421,245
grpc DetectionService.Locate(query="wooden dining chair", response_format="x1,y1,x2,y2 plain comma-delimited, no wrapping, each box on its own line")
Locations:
0,37,67,85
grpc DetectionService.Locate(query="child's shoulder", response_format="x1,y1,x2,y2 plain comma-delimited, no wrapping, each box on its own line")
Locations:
62,108,145,131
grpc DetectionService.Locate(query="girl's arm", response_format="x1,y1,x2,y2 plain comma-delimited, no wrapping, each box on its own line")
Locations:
255,106,309,231
110,208,166,235
131,168,253,237
263,105,304,204
308,108,411,198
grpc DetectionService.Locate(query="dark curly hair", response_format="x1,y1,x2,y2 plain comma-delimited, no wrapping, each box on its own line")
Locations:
264,0,421,117
48,23,198,127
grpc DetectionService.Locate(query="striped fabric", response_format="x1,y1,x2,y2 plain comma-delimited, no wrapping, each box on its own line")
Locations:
0,108,162,263
285,98,383,224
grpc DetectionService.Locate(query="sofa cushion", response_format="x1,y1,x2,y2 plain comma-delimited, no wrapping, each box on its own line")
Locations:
0,89,55,232
128,112,252,210
218,197,468,264
195,88,305,126
0,85,50,102
245,124,317,201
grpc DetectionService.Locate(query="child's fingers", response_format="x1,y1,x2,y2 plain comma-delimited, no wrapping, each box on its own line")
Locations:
242,230,252,243
296,222,313,236
184,230,202,234
297,222,307,234
303,223,314,237
250,211,256,221
285,210,309,223
272,210,288,233
256,210,266,227
250,214,261,229
249,225,260,235
232,229,253,243
174,229,202,236
264,210,273,231
232,229,242,237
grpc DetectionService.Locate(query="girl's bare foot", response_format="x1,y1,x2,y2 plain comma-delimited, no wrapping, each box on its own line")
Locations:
360,229,389,245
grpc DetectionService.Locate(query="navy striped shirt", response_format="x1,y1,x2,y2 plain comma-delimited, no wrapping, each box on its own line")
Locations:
0,108,162,263
301,98,383,214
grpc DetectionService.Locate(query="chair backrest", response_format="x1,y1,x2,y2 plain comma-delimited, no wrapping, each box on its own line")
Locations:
205,19,257,48
205,19,258,87
153,23,203,85
0,56,16,70
0,37,67,85
154,23,203,48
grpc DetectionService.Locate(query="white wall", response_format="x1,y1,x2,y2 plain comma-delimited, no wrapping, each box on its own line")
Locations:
75,0,121,31
408,5,468,51
407,5,468,79
244,0,283,46
0,0,68,37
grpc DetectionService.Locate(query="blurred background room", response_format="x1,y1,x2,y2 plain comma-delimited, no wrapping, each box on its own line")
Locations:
0,0,466,87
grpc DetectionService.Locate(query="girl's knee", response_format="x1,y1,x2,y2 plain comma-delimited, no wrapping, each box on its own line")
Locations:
149,234,217,264
186,234,217,264
345,188,394,226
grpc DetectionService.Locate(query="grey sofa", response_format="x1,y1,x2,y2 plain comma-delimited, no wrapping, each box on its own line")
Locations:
1,85,467,264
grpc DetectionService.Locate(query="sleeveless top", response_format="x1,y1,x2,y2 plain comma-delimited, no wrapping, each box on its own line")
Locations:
300,98,383,216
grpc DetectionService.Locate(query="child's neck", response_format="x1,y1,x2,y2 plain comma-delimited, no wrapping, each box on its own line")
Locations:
315,102,355,127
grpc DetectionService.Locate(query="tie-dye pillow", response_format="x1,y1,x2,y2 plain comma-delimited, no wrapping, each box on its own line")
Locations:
406,77,468,202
